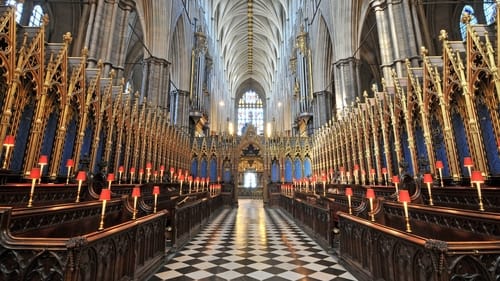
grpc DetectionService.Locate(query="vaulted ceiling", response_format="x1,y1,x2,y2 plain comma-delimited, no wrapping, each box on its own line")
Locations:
212,0,288,99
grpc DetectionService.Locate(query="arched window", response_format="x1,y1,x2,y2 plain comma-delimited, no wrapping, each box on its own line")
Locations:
5,1,44,27
6,0,22,23
484,1,496,25
237,90,264,135
28,5,43,27
460,5,477,40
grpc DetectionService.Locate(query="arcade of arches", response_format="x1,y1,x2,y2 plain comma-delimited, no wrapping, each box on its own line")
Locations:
0,1,499,281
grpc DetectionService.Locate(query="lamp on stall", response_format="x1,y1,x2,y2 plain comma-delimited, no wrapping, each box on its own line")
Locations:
463,157,473,187
353,164,359,184
470,171,485,211
345,187,353,215
65,159,74,184
423,173,434,206
339,167,345,184
169,167,175,182
361,169,366,185
2,135,14,169
178,174,185,195
399,190,412,232
392,175,400,200
321,173,327,196
381,167,388,186
217,176,221,184
146,162,152,183
138,168,144,184
131,186,141,220
366,188,376,221
435,160,444,188
178,169,183,181
129,167,135,184
153,185,160,213
98,189,111,230
153,170,158,182
188,176,193,193
206,178,210,191
329,167,335,184
159,165,165,182
370,168,376,185
107,173,114,191
27,167,41,207
38,155,48,183
75,171,86,203
195,177,200,192
118,166,124,184
346,171,351,184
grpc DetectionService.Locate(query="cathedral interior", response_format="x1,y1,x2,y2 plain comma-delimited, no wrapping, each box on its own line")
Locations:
0,1,499,281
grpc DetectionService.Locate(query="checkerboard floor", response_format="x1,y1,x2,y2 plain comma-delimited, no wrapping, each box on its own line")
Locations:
149,199,358,281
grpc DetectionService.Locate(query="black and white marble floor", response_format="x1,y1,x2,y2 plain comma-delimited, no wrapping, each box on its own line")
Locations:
149,199,358,281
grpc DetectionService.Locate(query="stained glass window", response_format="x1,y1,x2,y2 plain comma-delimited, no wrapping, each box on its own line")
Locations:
5,1,43,27
484,1,496,25
6,0,22,23
460,5,477,41
237,90,264,135
28,5,43,27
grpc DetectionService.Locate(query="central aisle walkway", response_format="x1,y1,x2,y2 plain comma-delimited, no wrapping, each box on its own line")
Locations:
150,199,357,281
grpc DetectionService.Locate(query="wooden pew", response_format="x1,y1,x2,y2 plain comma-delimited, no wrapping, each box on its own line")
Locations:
337,200,500,281
0,203,167,281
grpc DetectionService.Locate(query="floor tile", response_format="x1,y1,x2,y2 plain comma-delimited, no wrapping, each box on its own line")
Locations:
149,199,358,281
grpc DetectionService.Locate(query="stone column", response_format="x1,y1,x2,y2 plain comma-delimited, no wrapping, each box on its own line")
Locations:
333,57,360,112
312,90,333,130
141,56,170,107
371,0,394,85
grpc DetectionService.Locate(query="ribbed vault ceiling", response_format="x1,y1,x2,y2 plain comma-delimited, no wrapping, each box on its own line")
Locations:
212,0,287,98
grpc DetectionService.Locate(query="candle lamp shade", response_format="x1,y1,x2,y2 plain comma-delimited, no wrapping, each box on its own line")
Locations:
345,187,353,196
153,185,160,195
76,171,86,181
132,187,141,197
66,159,74,168
130,167,136,173
30,167,41,179
382,167,387,174
38,155,48,165
399,190,411,203
99,189,111,201
146,162,152,169
179,174,185,181
366,188,375,199
170,167,175,174
423,173,433,184
139,168,144,174
463,157,473,167
354,164,359,171
3,135,15,147
470,171,484,183
392,175,400,184
160,165,165,171
435,160,444,169
339,167,344,172
107,173,115,182
118,166,124,173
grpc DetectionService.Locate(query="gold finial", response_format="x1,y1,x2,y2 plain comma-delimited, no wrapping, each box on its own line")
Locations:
438,30,448,41
420,46,428,56
372,83,378,93
42,14,49,26
461,12,471,24
82,47,89,57
63,32,72,44
97,59,103,68
109,69,115,79
363,90,368,100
